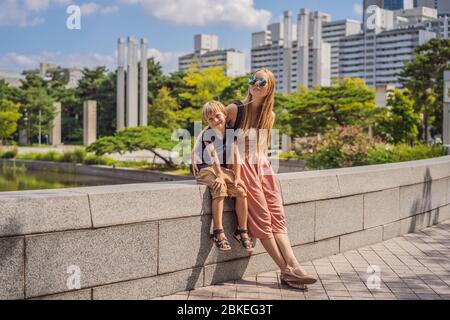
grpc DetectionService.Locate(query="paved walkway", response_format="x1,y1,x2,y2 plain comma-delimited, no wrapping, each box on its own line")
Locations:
154,220,450,300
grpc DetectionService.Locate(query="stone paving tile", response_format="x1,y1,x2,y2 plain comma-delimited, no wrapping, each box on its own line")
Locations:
155,221,450,300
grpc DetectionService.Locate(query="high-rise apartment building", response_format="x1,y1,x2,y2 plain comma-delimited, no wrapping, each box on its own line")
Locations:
364,0,414,10
178,34,245,77
339,6,436,88
251,9,361,93
322,19,362,79
251,10,331,93
416,0,450,16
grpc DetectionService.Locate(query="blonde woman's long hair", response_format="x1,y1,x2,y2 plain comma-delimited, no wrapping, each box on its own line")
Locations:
240,68,276,154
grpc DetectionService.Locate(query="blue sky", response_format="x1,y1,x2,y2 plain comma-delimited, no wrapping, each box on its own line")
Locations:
0,0,365,74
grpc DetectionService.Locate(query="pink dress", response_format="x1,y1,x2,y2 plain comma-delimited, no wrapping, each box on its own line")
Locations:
231,100,288,239
239,141,288,240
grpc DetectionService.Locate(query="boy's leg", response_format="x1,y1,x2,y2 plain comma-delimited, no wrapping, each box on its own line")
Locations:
211,196,225,231
211,196,231,250
234,196,249,240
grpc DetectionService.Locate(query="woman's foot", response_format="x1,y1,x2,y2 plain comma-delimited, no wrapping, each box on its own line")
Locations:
282,265,318,284
212,229,231,251
280,273,308,290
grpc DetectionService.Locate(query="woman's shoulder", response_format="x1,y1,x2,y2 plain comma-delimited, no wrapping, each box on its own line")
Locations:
225,102,238,124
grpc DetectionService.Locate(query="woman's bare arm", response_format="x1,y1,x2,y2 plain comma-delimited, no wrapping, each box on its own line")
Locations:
225,103,238,128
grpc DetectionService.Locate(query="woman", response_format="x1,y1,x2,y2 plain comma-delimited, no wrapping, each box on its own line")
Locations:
224,68,317,289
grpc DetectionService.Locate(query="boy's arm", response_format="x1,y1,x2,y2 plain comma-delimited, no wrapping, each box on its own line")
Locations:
205,142,226,191
191,128,207,176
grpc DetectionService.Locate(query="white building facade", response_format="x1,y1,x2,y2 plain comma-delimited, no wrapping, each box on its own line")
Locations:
322,19,362,79
251,9,362,93
178,34,245,77
339,6,438,88
416,0,450,17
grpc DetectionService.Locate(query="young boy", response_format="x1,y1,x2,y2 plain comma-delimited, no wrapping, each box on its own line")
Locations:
192,101,254,252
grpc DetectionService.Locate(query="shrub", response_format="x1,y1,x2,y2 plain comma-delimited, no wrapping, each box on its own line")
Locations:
61,148,86,163
83,153,115,166
0,146,18,159
302,126,377,169
367,144,446,165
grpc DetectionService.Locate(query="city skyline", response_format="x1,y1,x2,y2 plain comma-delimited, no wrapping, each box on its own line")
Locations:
0,0,366,75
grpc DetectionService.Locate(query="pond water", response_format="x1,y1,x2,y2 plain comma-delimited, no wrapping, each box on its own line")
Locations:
0,165,142,192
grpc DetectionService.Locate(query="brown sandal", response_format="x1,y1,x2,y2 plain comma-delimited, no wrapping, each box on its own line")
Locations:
282,266,318,284
234,228,254,252
280,274,309,291
212,229,231,251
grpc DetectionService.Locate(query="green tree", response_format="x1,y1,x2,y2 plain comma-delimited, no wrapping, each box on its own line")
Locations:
148,87,179,131
86,126,178,167
163,70,192,109
78,67,116,138
220,74,250,105
277,78,376,138
48,73,83,144
373,89,420,144
399,38,450,144
0,99,22,144
145,57,166,106
179,66,231,108
16,74,55,144
0,80,18,101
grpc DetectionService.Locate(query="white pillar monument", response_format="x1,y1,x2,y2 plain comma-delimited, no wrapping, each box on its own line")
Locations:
444,71,450,149
117,37,126,130
139,38,148,126
83,100,97,146
126,37,138,127
49,102,61,146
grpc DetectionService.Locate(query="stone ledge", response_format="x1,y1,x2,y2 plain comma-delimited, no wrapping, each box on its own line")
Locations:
0,189,91,237
24,223,158,298
3,155,450,300
1,156,449,236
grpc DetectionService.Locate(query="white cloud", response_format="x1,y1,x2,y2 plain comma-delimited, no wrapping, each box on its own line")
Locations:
24,0,50,11
81,2,119,16
0,0,69,27
0,49,187,75
0,0,118,27
353,3,363,17
147,48,188,74
123,0,271,29
0,0,29,27
80,2,101,15
100,5,120,15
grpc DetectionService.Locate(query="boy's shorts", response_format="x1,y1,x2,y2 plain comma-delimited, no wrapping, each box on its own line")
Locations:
196,166,247,199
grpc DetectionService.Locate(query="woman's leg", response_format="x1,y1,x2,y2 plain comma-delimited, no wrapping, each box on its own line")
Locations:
273,233,309,275
260,236,287,270
258,161,311,276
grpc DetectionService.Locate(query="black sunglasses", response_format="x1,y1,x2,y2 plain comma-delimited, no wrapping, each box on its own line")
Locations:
248,76,267,87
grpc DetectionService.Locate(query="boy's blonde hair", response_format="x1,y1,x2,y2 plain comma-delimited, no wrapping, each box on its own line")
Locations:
202,100,226,123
